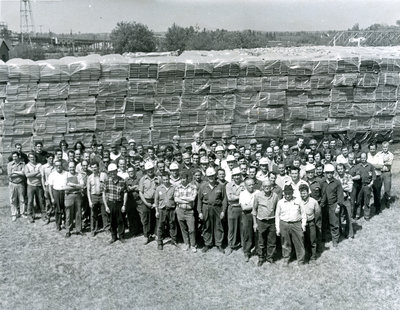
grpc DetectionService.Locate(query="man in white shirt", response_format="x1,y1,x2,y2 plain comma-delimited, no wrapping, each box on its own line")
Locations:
379,141,394,207
367,143,384,215
48,160,67,231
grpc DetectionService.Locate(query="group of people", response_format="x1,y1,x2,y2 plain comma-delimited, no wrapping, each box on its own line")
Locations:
7,133,394,266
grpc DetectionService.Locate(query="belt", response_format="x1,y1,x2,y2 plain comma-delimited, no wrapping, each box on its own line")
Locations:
53,189,65,192
258,217,274,222
178,205,192,210
283,220,300,224
229,204,241,208
66,191,80,195
91,193,102,196
242,209,252,214
307,218,315,223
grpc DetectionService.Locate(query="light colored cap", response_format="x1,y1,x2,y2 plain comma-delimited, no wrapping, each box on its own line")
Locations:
206,167,216,176
228,144,236,150
108,163,117,172
215,145,224,152
169,162,179,170
259,157,269,165
182,153,190,159
250,138,257,144
305,163,316,172
144,161,154,170
222,132,230,139
173,135,181,140
200,156,209,164
232,167,241,175
128,139,136,144
226,155,236,162
324,164,335,173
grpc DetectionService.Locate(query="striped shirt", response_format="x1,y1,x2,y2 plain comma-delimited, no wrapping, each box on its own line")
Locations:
104,176,126,202
174,182,198,210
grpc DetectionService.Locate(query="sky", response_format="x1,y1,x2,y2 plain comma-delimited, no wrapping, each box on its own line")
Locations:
0,0,399,34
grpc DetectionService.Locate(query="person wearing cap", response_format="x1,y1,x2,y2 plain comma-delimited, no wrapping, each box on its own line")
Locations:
197,167,227,253
181,152,192,171
355,152,375,220
125,165,142,237
87,161,108,236
320,163,344,247
7,151,27,221
139,161,160,244
239,178,259,262
275,184,307,265
222,155,236,182
299,183,321,262
256,158,269,183
128,138,136,150
367,143,384,216
249,139,258,156
253,179,279,266
335,163,354,238
200,156,209,177
169,162,181,187
225,167,245,255
64,161,85,238
308,139,318,154
154,172,177,250
102,163,127,244
220,133,230,150
209,141,218,154
174,171,198,252
214,145,225,167
226,144,236,156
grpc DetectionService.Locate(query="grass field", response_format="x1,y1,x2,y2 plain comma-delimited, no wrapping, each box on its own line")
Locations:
1,151,400,310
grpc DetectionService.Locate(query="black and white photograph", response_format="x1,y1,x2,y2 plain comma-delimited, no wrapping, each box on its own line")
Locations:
0,0,399,309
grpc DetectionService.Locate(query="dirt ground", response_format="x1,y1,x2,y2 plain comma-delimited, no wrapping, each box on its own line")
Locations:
1,151,400,310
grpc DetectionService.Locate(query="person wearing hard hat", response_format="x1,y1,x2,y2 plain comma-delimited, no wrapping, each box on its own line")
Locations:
225,167,245,255
320,163,344,248
197,167,227,253
199,156,209,177
139,161,160,245
223,155,236,183
102,163,127,244
335,163,354,239
169,162,181,187
221,133,230,150
256,158,270,183
214,145,225,167
275,184,307,266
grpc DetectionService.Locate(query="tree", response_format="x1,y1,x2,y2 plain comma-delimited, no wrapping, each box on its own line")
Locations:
10,43,45,61
164,24,194,53
397,20,400,27
110,21,156,54
351,23,360,31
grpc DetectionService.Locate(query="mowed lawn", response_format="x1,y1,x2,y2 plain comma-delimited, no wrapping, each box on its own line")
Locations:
1,151,400,310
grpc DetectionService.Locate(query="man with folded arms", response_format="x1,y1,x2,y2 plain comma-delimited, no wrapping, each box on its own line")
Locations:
253,179,279,267
225,167,245,255
7,152,26,221
240,178,259,262
174,171,198,252
276,184,307,266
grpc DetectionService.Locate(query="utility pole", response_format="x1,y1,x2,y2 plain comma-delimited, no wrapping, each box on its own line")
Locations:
20,0,35,45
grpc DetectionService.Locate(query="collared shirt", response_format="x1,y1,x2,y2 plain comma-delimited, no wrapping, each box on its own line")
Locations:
104,176,126,202
65,172,84,194
41,163,54,186
367,152,384,176
276,174,291,190
34,150,48,165
336,154,349,167
197,182,228,214
48,170,67,190
307,178,322,202
139,174,160,200
275,197,307,232
7,161,26,184
300,197,321,222
335,172,353,194
154,184,175,209
377,151,394,172
24,162,43,186
117,169,129,180
271,184,283,199
87,172,108,195
174,182,198,210
170,176,182,187
321,178,344,207
253,191,279,220
256,171,269,183
239,189,258,212
356,162,376,184
126,176,140,201
225,181,245,205
284,179,309,200
79,170,92,190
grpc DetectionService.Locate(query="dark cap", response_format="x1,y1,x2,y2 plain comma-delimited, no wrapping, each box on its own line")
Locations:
283,184,294,193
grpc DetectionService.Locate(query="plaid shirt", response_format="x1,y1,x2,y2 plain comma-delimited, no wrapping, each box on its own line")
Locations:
174,182,198,210
104,175,126,202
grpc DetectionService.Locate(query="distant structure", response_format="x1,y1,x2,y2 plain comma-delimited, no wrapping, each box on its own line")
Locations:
20,0,35,44
0,39,9,61
331,30,400,46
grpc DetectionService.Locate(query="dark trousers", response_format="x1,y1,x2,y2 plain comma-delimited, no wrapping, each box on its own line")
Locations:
108,200,124,241
328,203,340,243
280,220,305,263
176,208,196,246
140,203,156,238
305,220,317,260
257,218,276,262
65,193,83,233
203,205,224,247
358,184,372,219
351,182,362,218
53,189,65,230
27,185,45,220
90,194,102,232
126,198,141,235
227,205,242,249
321,205,330,242
372,176,382,214
241,211,254,257
81,193,90,226
157,208,177,244
381,171,392,208
100,198,109,230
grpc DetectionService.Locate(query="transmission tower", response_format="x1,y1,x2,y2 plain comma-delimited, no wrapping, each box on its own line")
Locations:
20,0,35,44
